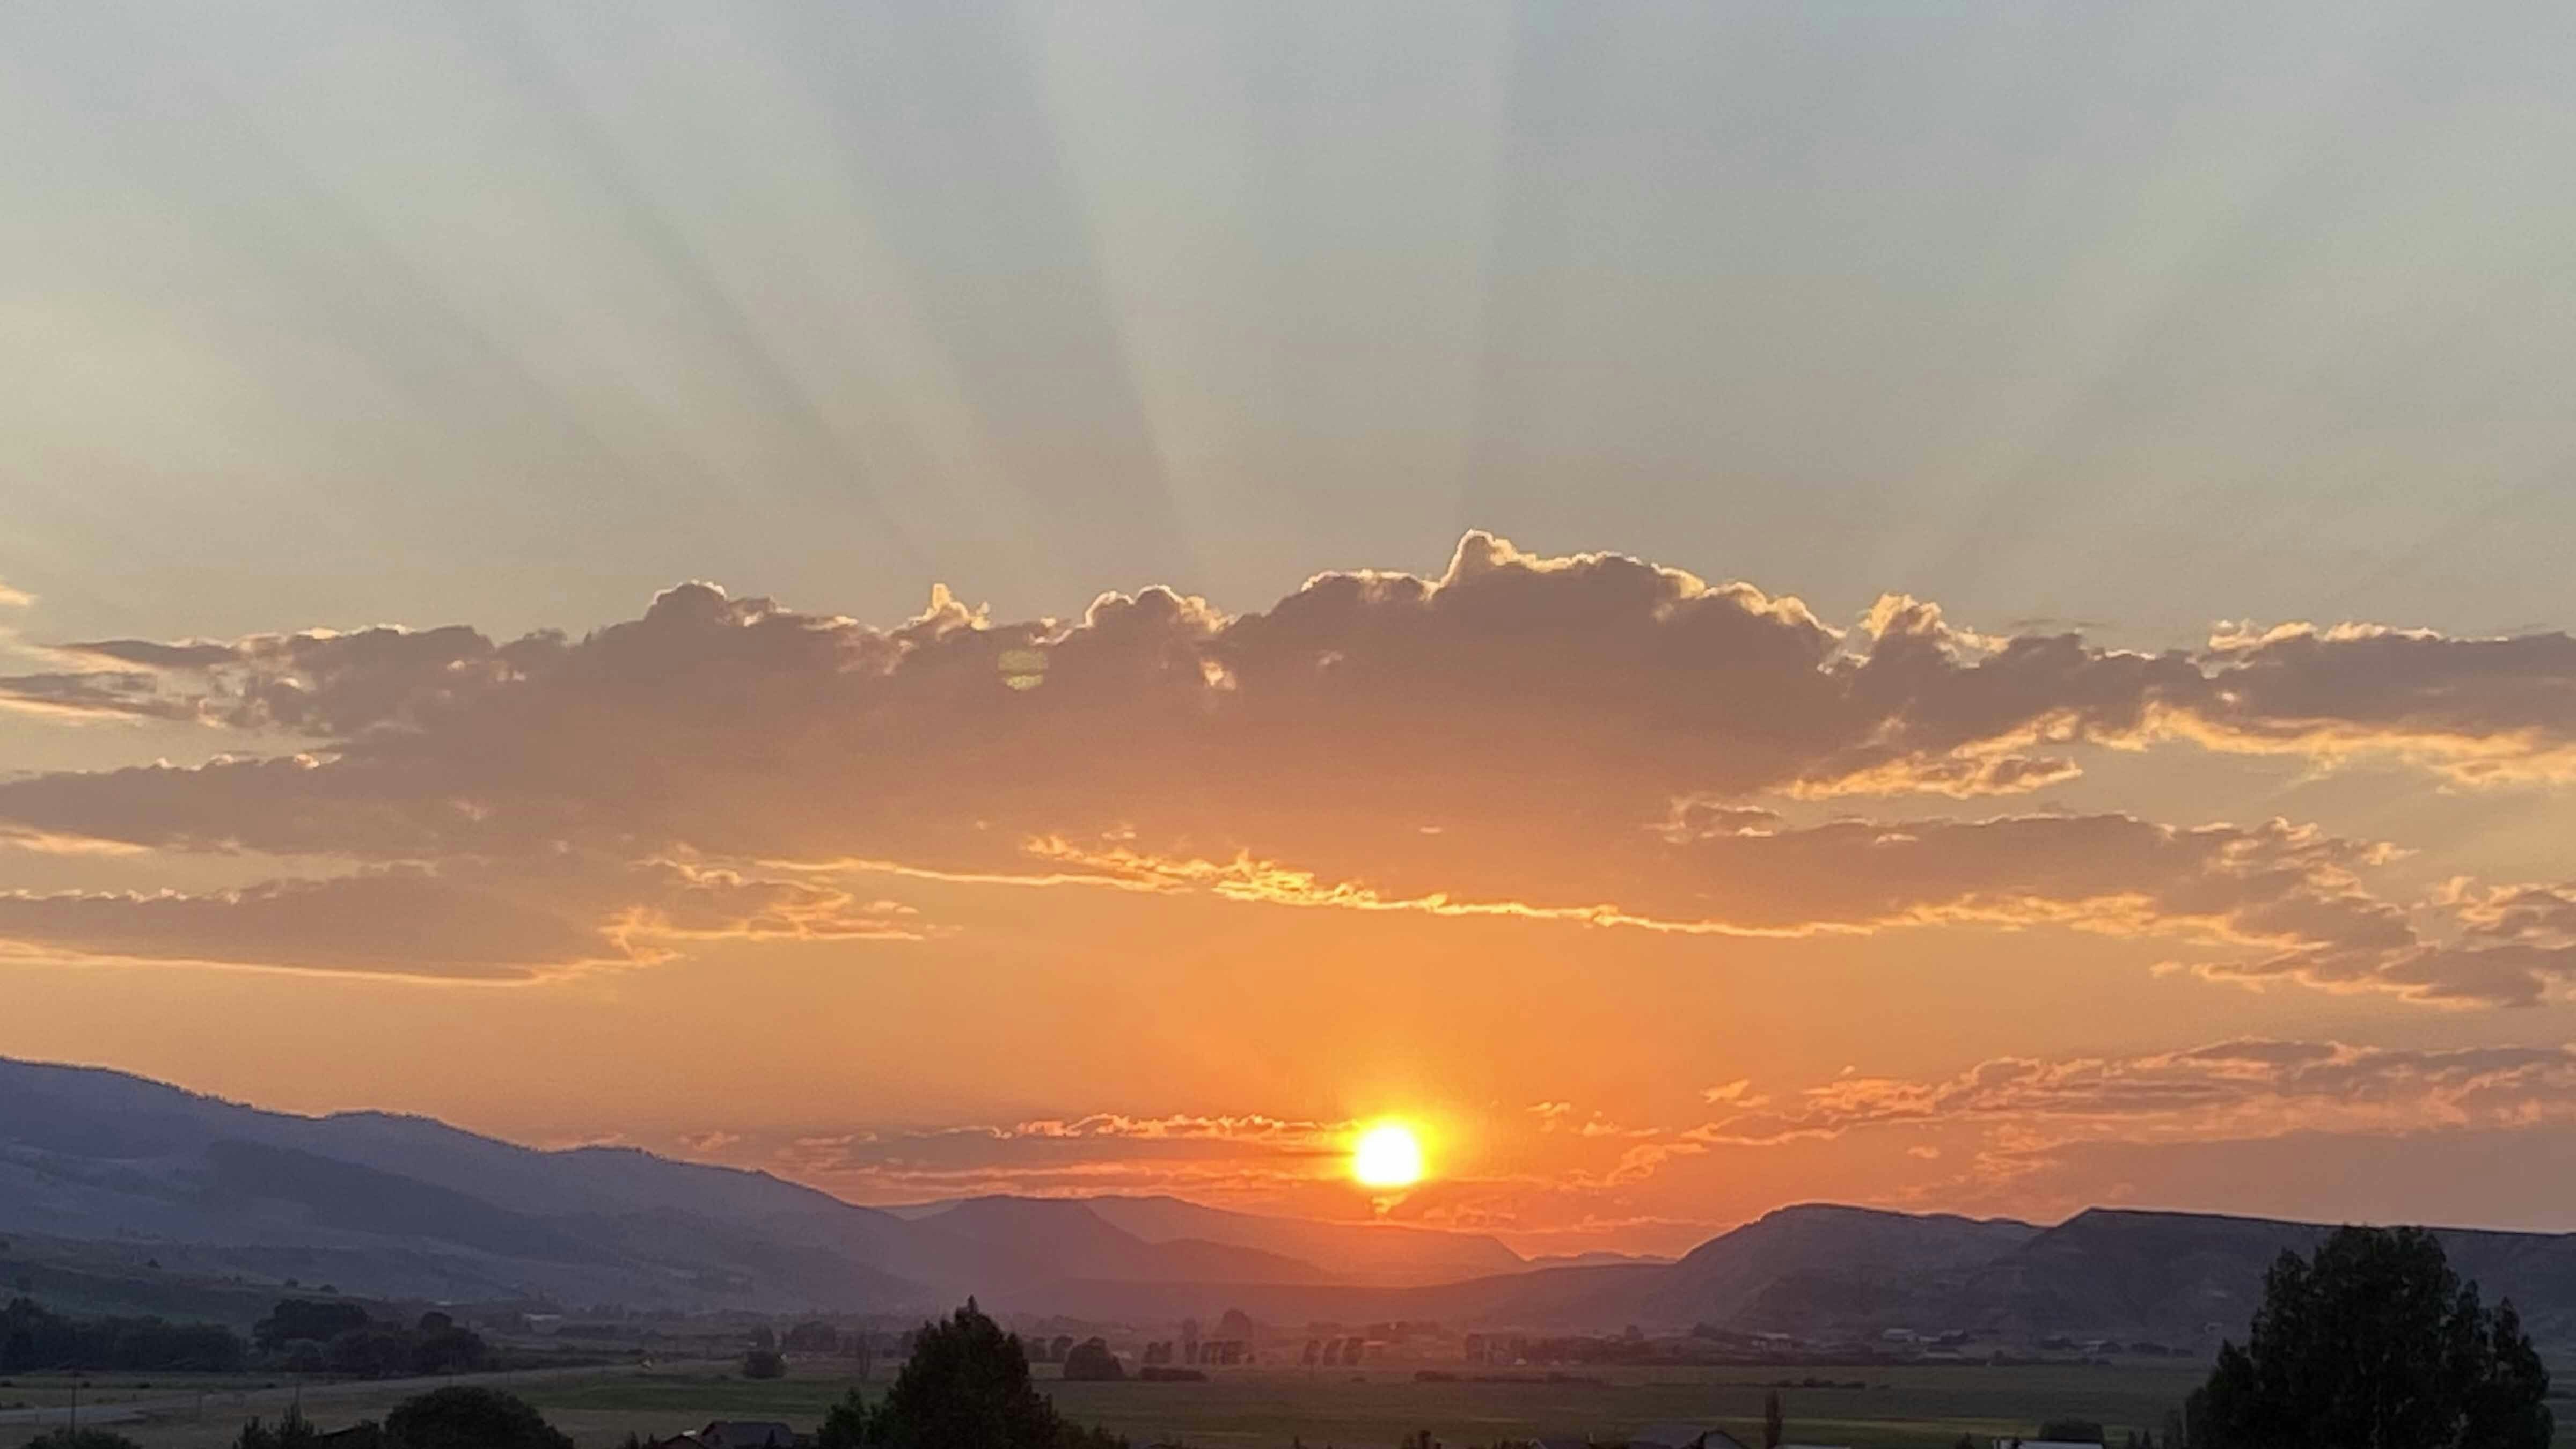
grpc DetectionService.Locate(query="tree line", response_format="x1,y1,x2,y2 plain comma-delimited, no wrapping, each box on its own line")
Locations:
251,1300,490,1378
0,1298,246,1373
0,1295,490,1380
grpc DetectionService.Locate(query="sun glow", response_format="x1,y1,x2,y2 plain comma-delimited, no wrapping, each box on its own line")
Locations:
1351,1121,1425,1188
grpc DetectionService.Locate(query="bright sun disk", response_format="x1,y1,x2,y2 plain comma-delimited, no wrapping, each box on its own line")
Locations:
1351,1122,1425,1188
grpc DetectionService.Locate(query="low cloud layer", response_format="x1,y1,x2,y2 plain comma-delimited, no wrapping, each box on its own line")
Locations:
0,535,2569,994
655,1035,2576,1244
1698,1038,2576,1147
0,856,918,979
753,1112,1356,1205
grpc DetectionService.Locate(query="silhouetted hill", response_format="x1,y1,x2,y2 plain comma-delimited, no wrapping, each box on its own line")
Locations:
902,1196,1331,1288
1638,1203,2039,1328
12,1058,2576,1343
1081,1194,1526,1284
987,1204,2576,1348
0,1057,1342,1312
1527,1250,1676,1270
1950,1208,2576,1346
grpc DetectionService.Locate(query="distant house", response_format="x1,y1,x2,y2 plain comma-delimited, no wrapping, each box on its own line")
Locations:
1532,1437,1592,1449
1630,1426,1750,1449
699,1423,797,1448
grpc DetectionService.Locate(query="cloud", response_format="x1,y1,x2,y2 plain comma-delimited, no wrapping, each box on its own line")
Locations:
2186,623,2576,781
1692,1038,2576,1147
12,536,2572,822
0,671,201,722
664,1037,2576,1235
748,1110,1358,1204
0,855,920,981
1031,814,2576,1006
993,1113,1344,1146
0,535,2570,992
0,581,31,609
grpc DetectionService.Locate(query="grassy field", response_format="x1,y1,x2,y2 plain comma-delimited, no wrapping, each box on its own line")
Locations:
15,1359,2574,1449
1,1360,2210,1449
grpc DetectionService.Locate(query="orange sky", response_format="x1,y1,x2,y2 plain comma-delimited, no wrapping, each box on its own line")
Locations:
5,535,2575,1255
8,2,2576,1256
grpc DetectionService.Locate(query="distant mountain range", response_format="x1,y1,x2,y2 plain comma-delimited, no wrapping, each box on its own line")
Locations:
8,1056,2576,1346
0,1056,1524,1316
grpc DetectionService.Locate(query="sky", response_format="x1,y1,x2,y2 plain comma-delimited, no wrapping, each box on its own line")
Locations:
3,0,2575,1256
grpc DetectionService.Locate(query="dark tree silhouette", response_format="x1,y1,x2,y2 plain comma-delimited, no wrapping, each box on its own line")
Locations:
817,1388,870,1449
381,1386,570,1449
1763,1388,1784,1449
787,1320,843,1354
2186,1225,2552,1449
861,1300,1124,1449
408,1322,488,1376
21,1432,144,1449
1059,1338,1124,1383
1,1299,246,1372
253,1301,370,1353
742,1348,788,1380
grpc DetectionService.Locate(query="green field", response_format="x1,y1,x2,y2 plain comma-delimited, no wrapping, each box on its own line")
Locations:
0,1360,2210,1449
12,1359,2573,1449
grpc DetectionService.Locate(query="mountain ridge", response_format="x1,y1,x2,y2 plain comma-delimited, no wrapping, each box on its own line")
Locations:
9,1056,2576,1345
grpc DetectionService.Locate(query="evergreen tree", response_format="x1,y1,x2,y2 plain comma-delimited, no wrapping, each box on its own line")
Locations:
2186,1226,2552,1449
868,1300,1124,1449
381,1386,569,1449
817,1388,871,1449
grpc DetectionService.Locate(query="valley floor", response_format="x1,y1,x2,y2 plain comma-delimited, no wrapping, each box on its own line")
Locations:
1,1359,2453,1449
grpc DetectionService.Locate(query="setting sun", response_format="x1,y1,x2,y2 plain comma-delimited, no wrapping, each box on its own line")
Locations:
1351,1122,1426,1189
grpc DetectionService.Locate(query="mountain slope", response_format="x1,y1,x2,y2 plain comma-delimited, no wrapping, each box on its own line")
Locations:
902,1197,1333,1290
1638,1203,2040,1329
14,1057,2576,1341
0,1057,1322,1312
1081,1195,1526,1284
1954,1208,2576,1345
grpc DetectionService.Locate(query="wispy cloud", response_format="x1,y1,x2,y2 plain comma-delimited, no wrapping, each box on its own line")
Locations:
0,855,921,982
1690,1038,2576,1147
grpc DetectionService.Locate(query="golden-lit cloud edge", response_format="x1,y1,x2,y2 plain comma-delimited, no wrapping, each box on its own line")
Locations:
0,533,2568,998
